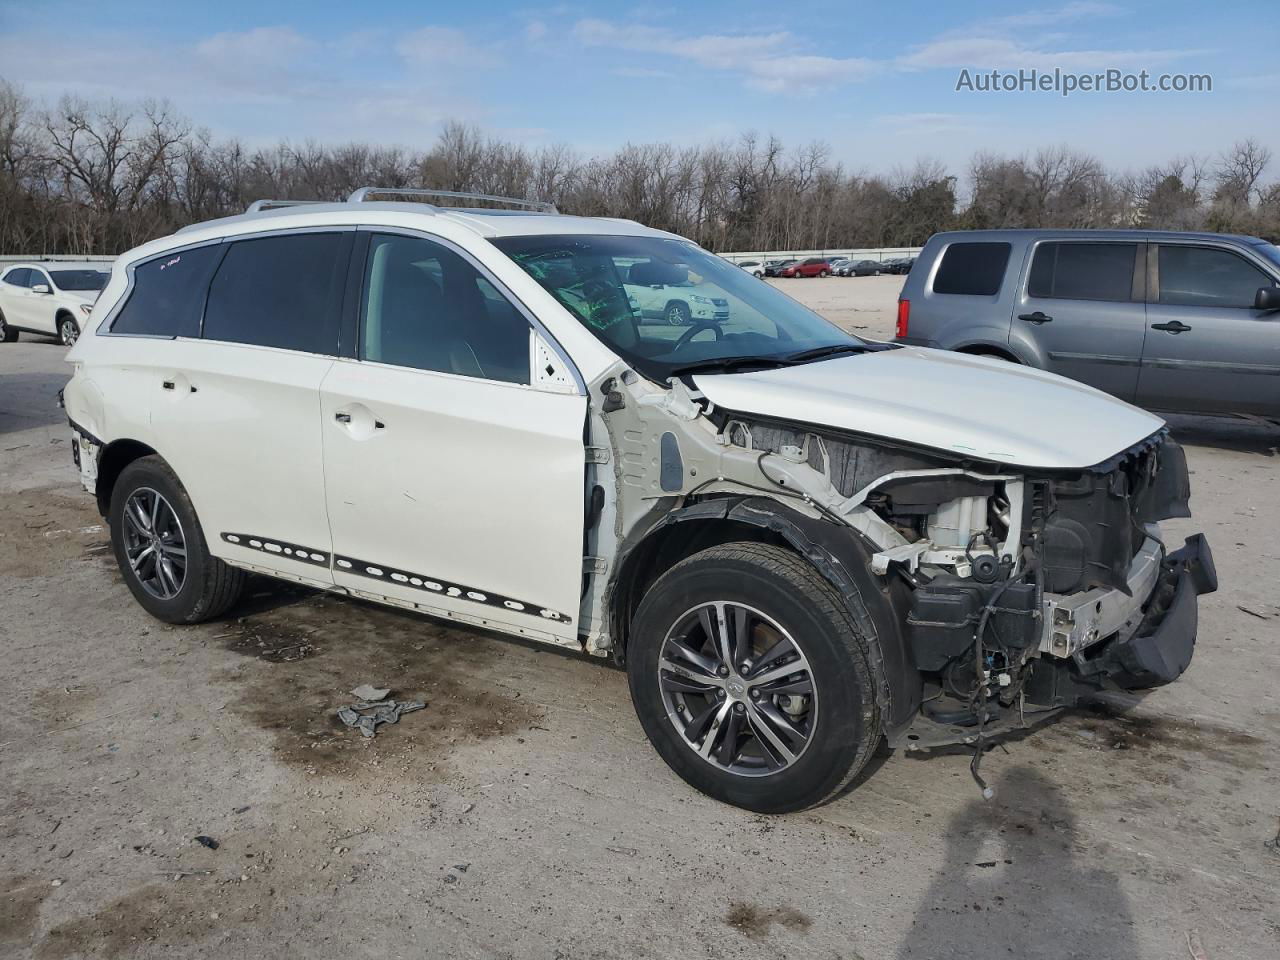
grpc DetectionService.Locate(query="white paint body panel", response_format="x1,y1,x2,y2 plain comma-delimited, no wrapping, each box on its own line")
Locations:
693,347,1166,470
319,358,586,643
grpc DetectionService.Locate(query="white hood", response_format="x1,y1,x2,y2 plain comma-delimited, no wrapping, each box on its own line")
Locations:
692,346,1166,470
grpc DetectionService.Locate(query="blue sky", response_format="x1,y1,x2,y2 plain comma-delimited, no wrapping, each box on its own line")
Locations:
0,0,1274,174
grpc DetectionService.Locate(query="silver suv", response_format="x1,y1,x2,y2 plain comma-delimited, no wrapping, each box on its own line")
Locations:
895,229,1280,418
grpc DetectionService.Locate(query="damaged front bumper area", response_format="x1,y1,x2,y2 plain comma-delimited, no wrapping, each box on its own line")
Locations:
1046,532,1217,694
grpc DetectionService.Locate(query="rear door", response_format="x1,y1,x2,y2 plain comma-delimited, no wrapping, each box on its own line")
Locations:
1012,239,1146,401
1137,242,1280,415
138,230,353,584
0,268,31,327
320,229,587,644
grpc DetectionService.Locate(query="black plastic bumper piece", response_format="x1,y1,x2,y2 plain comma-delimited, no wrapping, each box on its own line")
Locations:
1097,533,1217,689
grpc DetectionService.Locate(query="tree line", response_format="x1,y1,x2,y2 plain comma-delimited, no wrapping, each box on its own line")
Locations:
2,79,1278,257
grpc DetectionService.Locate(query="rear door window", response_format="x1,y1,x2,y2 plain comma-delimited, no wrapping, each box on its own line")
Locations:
203,232,351,353
1157,245,1274,308
110,244,224,337
1027,242,1137,302
932,242,1011,296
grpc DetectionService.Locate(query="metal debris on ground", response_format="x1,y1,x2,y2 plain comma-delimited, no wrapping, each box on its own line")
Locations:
1265,819,1280,856
336,689,426,738
193,835,220,850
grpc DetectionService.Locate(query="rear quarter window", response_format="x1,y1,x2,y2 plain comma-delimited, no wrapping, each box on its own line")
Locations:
110,244,224,337
931,242,1011,296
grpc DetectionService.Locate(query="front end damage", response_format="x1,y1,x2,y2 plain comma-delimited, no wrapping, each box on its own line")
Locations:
580,367,1216,761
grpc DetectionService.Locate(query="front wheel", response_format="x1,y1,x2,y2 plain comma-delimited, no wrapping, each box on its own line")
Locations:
819,270,829,278
109,455,246,623
627,543,882,813
59,316,79,346
664,301,691,326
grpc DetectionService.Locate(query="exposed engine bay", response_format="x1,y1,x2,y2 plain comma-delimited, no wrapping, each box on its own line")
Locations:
580,369,1218,784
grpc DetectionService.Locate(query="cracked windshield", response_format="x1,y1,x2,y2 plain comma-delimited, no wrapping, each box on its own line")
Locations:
494,234,864,379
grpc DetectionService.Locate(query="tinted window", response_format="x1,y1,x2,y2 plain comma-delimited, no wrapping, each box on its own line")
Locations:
49,269,109,291
1158,245,1274,308
1027,242,1136,302
932,242,1011,296
204,233,349,353
29,271,51,289
110,244,224,337
361,233,530,384
2,268,30,288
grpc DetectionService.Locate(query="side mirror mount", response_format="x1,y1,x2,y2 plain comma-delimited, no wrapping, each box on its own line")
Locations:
1254,286,1280,312
31,283,50,294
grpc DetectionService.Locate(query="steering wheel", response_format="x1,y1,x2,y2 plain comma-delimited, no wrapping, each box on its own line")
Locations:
673,320,722,352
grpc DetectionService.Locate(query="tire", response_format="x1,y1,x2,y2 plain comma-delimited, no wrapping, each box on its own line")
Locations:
819,270,829,278
0,310,17,343
109,455,246,624
664,301,691,326
627,542,882,813
58,315,79,346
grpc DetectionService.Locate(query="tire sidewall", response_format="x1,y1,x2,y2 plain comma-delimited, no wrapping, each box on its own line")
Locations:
628,554,869,813
109,457,215,623
60,316,79,346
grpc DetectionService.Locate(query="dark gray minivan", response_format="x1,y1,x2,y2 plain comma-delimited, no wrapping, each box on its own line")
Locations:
894,229,1280,417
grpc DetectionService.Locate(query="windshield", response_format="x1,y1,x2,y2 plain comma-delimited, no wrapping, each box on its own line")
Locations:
49,269,109,291
492,235,861,380
1255,242,1280,269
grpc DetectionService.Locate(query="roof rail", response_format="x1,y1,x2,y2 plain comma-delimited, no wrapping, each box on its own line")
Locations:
347,186,557,213
244,199,331,214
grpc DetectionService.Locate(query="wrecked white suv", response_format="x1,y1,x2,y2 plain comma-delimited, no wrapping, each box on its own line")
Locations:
63,189,1216,813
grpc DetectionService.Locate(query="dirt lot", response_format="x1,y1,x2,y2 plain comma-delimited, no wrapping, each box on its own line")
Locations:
2,278,1278,960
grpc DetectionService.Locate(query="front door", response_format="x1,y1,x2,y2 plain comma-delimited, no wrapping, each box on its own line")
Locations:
1014,240,1147,401
1137,242,1280,416
320,230,587,644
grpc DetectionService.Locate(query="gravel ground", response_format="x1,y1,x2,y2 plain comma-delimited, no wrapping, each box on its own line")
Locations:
2,279,1278,960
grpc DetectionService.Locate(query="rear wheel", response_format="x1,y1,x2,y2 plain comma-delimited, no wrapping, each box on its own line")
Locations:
0,311,16,342
109,455,246,623
627,543,881,813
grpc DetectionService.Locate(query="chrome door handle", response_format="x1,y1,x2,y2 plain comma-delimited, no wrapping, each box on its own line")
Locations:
1018,312,1053,324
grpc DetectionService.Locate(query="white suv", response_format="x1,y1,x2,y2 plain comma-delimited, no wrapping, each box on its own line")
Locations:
63,189,1216,812
0,261,110,345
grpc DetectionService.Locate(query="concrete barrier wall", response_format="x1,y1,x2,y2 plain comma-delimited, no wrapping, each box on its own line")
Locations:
720,247,921,265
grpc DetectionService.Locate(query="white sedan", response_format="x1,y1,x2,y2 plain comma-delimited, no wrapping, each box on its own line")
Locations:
0,261,111,345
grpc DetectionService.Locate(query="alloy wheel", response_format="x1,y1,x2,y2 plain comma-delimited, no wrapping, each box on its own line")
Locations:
121,487,187,600
60,319,78,346
657,601,817,776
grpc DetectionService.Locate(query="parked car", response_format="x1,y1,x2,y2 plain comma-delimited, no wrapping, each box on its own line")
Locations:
763,258,797,277
623,259,730,325
847,259,884,277
828,258,852,275
0,261,110,345
895,229,1280,418
63,192,1216,813
736,260,764,278
882,257,916,275
779,257,832,278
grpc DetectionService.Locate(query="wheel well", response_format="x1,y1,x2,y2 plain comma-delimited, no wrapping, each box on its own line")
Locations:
610,516,793,659
94,439,157,515
957,344,1019,363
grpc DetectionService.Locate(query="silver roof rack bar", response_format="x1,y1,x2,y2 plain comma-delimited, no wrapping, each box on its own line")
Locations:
347,186,557,213
245,199,331,214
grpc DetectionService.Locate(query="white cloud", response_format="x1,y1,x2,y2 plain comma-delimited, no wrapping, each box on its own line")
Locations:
898,35,1204,71
195,26,314,66
395,26,494,68
524,20,549,42
571,19,873,92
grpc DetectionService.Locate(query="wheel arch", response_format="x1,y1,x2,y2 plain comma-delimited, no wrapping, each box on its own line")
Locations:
954,341,1023,364
608,496,920,734
95,438,159,516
